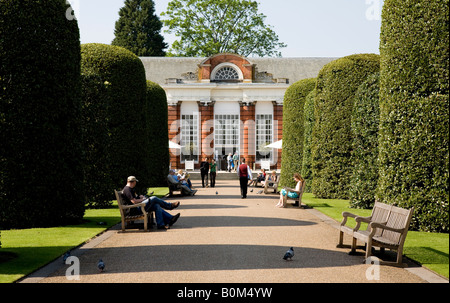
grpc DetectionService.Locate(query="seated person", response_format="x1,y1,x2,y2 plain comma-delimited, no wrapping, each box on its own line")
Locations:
250,168,266,187
261,170,278,187
123,176,180,230
177,169,193,189
276,173,304,208
168,170,197,196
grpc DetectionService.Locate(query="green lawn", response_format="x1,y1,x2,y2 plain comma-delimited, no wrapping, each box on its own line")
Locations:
302,193,449,279
0,187,168,283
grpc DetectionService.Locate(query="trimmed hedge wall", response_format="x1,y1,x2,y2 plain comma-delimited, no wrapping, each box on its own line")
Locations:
301,90,316,193
81,43,150,193
280,78,316,188
311,54,380,199
349,73,380,209
145,81,170,187
377,0,449,232
0,0,85,228
80,74,115,208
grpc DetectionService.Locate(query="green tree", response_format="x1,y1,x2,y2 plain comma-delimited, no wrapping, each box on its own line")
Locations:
0,0,85,228
112,0,167,56
311,54,380,200
349,73,380,209
145,81,170,186
162,0,287,57
280,78,316,189
377,0,449,232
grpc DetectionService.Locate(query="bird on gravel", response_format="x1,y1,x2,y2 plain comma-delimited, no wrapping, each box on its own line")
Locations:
216,191,218,195
97,259,105,272
63,251,71,263
257,190,264,194
283,247,294,261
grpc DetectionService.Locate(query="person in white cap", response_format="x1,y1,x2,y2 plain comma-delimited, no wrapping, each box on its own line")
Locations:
122,176,180,230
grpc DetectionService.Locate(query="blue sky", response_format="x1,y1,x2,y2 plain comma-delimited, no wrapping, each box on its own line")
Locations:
73,0,384,57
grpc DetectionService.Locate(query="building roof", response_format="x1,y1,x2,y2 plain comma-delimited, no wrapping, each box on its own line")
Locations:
140,56,337,86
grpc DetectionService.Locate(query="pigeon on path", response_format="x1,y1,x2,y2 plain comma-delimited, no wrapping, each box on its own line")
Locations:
257,190,264,194
63,251,71,263
97,259,105,272
283,247,294,261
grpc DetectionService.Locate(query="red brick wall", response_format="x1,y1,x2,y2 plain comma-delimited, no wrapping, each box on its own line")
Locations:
240,103,256,168
199,54,253,82
274,104,283,170
200,103,214,165
168,104,181,170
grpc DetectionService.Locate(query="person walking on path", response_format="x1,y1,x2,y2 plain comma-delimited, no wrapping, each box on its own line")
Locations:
210,159,217,188
200,157,210,188
237,158,252,199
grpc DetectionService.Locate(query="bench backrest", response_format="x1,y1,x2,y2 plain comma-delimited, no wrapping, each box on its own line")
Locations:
381,206,414,245
114,190,128,217
369,202,392,235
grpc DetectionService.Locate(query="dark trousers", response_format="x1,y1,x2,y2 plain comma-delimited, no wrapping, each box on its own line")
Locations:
201,172,209,187
210,172,216,188
239,176,248,198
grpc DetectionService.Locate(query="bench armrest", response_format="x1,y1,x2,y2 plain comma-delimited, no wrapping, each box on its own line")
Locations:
121,202,147,210
339,212,358,227
368,222,405,237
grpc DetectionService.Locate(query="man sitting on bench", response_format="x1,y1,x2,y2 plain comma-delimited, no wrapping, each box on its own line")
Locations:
168,170,197,196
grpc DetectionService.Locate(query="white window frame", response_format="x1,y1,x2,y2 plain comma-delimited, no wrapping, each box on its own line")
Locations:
255,114,274,163
210,63,244,82
180,112,200,163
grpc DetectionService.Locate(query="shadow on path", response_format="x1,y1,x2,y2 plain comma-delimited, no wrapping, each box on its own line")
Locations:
49,244,359,277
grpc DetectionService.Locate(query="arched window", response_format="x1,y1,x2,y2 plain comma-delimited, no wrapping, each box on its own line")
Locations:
210,63,243,82
214,66,240,81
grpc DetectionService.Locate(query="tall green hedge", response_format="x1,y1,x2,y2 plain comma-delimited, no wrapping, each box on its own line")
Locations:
0,0,85,228
349,73,380,209
81,44,150,192
80,74,115,208
377,0,449,232
301,89,316,193
145,81,170,187
311,54,380,199
280,78,316,188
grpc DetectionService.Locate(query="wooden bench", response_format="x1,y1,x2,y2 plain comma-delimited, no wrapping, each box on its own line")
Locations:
337,201,392,249
167,179,184,197
114,190,153,232
339,202,414,267
263,174,279,194
283,181,306,208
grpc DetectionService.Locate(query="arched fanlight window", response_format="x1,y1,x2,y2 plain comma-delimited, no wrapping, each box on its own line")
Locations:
211,63,243,82
214,66,240,81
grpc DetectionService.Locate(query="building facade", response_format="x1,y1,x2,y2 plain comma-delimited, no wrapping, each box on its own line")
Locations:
140,54,335,171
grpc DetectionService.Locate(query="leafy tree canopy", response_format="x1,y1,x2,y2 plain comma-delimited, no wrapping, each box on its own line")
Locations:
162,0,287,57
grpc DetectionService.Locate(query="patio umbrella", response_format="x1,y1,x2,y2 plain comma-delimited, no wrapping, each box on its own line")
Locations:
265,140,283,149
169,141,182,149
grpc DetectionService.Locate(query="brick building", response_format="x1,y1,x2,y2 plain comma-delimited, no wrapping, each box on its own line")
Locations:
140,53,335,171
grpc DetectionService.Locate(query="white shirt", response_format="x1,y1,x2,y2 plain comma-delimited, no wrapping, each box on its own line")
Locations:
236,164,253,180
